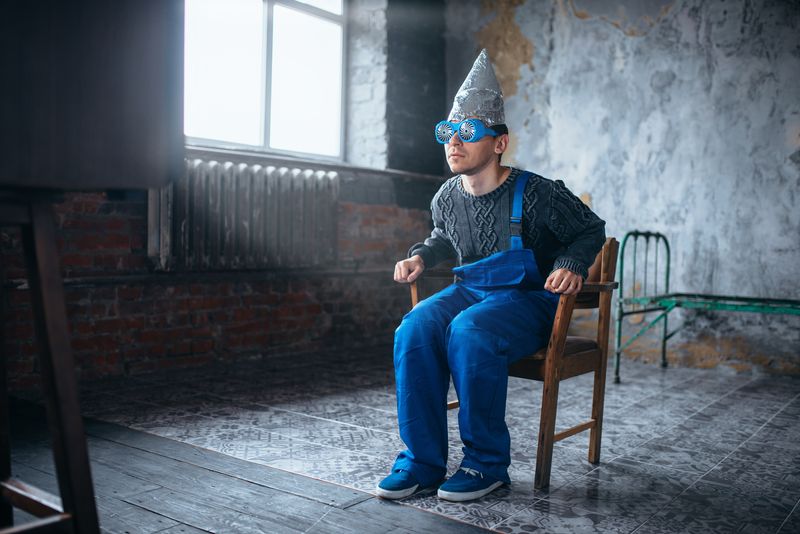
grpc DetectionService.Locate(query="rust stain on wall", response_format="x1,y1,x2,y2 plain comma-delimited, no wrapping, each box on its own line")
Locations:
476,0,533,98
567,0,675,37
568,1,590,20
620,331,800,375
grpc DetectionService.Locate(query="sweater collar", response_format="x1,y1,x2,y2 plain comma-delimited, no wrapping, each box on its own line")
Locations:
456,167,521,201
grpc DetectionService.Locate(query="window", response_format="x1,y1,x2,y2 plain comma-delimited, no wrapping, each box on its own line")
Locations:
184,0,345,159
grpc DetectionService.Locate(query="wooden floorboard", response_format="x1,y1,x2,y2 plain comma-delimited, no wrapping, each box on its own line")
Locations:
12,446,162,499
156,524,213,534
84,419,369,510
125,488,311,534
8,400,490,534
10,463,180,534
85,437,332,529
304,499,477,534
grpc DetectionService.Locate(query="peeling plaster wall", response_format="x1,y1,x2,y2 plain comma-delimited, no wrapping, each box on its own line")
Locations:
446,0,800,372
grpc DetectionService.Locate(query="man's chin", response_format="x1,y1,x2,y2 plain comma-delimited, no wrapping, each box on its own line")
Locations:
447,160,467,174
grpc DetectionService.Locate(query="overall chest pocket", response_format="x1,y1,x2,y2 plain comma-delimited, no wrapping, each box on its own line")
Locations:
454,249,544,290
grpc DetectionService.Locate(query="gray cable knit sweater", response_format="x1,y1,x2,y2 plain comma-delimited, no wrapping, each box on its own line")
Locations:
409,168,606,279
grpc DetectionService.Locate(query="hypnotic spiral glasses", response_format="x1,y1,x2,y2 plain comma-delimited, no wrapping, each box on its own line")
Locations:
434,118,499,144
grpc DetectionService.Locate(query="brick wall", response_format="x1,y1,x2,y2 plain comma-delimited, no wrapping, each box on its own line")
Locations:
1,167,441,393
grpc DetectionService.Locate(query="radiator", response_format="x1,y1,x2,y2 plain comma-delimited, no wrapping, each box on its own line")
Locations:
148,158,339,270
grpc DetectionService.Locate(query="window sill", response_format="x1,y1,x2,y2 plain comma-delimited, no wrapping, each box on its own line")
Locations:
184,143,444,183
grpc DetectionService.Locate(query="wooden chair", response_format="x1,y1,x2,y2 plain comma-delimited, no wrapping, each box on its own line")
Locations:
409,237,619,489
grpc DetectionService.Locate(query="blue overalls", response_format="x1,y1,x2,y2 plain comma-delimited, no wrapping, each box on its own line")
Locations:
392,171,559,486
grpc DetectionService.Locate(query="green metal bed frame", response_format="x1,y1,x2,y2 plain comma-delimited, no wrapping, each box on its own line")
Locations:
613,230,800,383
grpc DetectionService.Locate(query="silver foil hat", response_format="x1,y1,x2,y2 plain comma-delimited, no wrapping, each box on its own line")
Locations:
447,49,505,127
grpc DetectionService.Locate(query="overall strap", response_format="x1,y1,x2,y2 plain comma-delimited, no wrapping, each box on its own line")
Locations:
510,171,532,250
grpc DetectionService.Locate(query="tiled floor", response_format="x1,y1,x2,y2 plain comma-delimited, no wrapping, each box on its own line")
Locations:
77,348,800,533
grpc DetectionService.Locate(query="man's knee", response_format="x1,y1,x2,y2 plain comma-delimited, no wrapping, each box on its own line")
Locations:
394,314,447,370
403,294,455,325
447,308,502,344
446,314,506,364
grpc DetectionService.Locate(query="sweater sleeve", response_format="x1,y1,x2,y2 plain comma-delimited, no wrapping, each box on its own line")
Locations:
408,190,457,268
545,180,606,279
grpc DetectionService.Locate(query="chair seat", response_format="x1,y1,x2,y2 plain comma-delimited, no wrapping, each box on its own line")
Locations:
509,337,600,380
532,336,598,359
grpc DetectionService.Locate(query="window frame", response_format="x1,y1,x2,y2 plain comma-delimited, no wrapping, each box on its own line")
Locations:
184,0,348,162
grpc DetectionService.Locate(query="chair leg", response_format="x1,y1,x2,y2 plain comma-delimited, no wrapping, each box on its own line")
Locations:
22,202,100,534
588,364,607,464
534,364,560,489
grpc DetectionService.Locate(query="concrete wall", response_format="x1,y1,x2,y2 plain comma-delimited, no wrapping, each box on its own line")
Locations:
446,0,800,372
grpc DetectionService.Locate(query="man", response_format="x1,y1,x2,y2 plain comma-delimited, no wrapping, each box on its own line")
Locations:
376,49,606,502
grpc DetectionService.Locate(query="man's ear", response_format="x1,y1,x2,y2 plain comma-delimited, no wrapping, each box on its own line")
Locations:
494,133,509,155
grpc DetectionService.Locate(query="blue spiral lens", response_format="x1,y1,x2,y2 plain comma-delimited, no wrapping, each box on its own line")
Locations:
458,119,478,142
435,121,454,144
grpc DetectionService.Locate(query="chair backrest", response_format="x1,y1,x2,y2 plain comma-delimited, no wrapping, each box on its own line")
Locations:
575,237,619,311
600,237,620,285
592,237,619,350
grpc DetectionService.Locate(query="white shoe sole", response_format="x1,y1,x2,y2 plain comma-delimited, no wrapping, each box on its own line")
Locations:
437,480,503,502
375,483,419,500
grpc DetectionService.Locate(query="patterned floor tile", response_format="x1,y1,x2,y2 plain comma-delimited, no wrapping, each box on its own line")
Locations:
494,498,641,533
640,479,796,534
402,492,513,530
777,503,800,533
299,405,399,433
746,413,800,451
618,440,728,475
666,412,761,446
728,438,800,471
129,414,220,439
700,452,800,497
256,449,394,492
541,457,696,522
777,395,800,417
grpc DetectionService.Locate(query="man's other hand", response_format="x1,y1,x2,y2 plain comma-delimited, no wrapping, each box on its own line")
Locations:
394,255,425,283
544,268,583,295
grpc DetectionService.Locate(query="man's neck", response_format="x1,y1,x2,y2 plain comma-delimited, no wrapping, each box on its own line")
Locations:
460,164,511,196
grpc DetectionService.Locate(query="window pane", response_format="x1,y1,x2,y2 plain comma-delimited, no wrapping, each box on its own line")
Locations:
184,0,264,145
293,0,343,15
270,6,343,157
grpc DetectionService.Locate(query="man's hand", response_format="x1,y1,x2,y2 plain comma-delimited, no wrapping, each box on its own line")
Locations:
394,255,425,283
544,268,583,295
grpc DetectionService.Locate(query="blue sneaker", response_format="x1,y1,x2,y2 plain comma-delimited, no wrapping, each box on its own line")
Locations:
437,467,504,502
375,469,424,500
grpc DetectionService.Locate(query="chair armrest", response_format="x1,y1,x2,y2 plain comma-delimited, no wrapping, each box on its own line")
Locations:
416,269,455,280
580,281,619,293
408,270,455,307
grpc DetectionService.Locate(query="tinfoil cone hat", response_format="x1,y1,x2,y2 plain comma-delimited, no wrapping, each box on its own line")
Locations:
447,49,505,126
